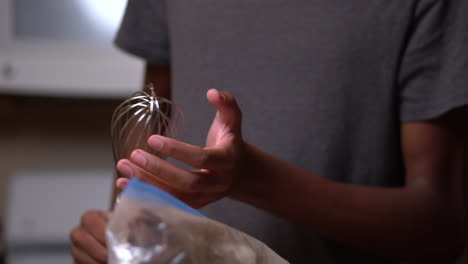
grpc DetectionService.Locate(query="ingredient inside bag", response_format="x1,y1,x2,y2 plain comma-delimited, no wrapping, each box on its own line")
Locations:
107,179,289,264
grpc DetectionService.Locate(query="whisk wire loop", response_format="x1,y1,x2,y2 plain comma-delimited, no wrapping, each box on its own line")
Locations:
111,84,183,165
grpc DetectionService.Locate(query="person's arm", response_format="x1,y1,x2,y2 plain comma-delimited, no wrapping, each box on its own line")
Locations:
234,111,467,262
117,91,467,262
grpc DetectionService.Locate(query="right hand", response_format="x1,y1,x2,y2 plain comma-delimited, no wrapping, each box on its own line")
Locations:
115,89,247,208
70,210,110,264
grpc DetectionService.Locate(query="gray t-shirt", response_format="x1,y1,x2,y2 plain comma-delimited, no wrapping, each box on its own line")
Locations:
114,0,468,263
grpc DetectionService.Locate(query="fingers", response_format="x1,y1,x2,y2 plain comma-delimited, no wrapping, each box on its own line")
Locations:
117,155,224,192
71,228,107,263
116,158,225,208
148,135,225,169
72,246,101,264
117,156,212,192
70,211,109,263
207,89,242,133
80,211,109,246
115,177,130,189
117,159,180,190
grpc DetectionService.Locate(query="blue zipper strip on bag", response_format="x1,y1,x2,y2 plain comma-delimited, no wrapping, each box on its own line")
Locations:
122,178,205,217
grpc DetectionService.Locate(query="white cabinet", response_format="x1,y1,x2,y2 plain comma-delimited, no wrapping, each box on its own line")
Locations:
0,0,143,98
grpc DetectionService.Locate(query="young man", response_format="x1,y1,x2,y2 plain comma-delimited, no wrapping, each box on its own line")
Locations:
71,0,467,263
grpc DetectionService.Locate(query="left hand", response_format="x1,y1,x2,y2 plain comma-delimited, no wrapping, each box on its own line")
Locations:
116,89,249,208
70,210,110,264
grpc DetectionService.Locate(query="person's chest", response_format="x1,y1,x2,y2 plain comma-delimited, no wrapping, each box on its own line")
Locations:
166,0,416,73
167,1,412,198
167,0,417,138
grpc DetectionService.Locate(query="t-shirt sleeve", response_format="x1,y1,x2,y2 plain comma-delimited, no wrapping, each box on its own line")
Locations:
114,0,170,65
398,0,468,122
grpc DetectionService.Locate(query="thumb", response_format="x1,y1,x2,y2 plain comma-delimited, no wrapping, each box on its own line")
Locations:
206,89,242,133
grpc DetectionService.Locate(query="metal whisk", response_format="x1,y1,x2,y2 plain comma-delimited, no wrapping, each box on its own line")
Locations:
111,84,183,165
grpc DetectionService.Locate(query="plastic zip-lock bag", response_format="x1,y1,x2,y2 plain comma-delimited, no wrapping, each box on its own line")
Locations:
107,179,289,264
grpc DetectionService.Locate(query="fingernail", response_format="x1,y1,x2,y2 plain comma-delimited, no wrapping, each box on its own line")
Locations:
149,136,163,150
131,151,147,167
116,177,129,190
118,163,134,176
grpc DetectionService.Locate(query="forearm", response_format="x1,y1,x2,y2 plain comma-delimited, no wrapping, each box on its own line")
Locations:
231,143,464,261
